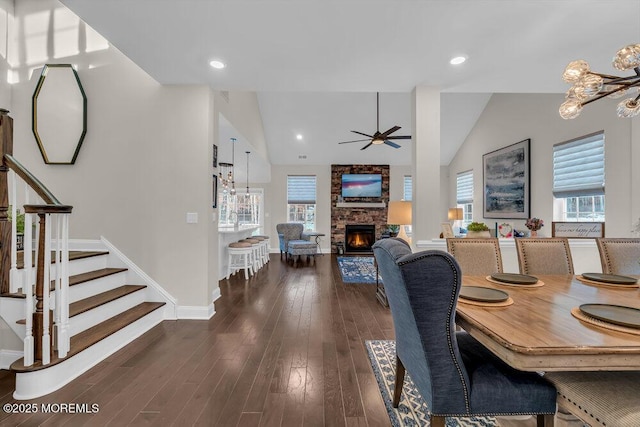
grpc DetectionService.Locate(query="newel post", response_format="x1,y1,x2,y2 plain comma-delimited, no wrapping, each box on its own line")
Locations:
0,109,13,294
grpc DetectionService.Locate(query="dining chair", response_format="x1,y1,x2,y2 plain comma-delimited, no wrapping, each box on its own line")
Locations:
446,237,503,275
515,237,574,275
372,238,556,427
596,238,640,275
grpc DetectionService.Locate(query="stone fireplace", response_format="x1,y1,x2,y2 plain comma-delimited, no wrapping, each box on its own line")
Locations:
345,224,376,253
331,164,390,252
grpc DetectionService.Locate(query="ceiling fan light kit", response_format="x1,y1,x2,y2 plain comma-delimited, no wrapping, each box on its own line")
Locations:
338,92,411,150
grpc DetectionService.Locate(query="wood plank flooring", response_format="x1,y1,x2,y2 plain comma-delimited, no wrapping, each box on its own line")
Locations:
0,254,538,426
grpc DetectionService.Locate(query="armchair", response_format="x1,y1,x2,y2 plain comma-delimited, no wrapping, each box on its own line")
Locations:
276,223,315,261
372,238,556,426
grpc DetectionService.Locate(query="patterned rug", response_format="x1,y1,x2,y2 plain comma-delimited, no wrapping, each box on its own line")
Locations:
365,340,498,427
337,256,381,283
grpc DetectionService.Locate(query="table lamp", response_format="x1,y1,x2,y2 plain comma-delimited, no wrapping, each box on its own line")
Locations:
387,201,412,244
448,207,463,235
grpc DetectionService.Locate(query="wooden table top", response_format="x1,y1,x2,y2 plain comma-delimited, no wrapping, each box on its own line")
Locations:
456,275,640,371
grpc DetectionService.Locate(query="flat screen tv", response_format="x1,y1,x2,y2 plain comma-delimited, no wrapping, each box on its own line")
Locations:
341,174,382,198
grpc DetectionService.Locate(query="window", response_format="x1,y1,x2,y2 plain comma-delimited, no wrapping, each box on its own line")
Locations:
287,175,316,231
219,189,264,229
456,170,474,227
403,175,412,201
553,132,605,221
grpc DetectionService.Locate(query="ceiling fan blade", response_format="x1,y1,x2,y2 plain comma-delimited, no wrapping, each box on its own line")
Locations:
384,140,401,149
351,130,375,138
379,125,401,139
338,138,371,144
387,135,412,140
360,142,373,150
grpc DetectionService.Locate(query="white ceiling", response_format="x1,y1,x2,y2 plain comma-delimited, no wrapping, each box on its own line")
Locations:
60,0,640,180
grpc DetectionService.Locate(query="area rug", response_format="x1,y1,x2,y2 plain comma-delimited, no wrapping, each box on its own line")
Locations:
337,256,381,283
365,340,498,427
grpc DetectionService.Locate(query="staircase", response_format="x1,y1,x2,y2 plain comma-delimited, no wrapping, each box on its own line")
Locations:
0,242,175,399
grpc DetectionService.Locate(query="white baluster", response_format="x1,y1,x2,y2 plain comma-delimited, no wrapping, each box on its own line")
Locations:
9,170,18,293
57,214,70,356
23,212,34,367
42,213,51,365
23,184,31,292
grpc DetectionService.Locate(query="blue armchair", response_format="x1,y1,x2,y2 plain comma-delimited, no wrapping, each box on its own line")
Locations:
276,223,313,259
372,238,556,427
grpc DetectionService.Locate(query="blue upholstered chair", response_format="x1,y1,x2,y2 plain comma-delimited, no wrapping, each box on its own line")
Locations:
372,238,556,427
276,223,314,260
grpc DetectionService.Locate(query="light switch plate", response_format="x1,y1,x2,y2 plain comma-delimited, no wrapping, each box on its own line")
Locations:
186,212,198,224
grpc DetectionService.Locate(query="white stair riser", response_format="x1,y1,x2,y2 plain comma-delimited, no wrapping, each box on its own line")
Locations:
13,255,109,289
68,290,148,337
64,272,128,304
14,309,164,400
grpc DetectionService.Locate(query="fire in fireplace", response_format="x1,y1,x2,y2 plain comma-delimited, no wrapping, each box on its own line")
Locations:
345,224,376,253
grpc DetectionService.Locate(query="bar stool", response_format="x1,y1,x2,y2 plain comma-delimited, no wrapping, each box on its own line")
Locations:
227,241,253,280
253,235,270,265
243,238,263,272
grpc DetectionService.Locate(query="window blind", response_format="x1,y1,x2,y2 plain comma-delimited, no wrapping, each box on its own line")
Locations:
553,132,605,197
403,176,412,201
287,175,317,204
456,170,473,204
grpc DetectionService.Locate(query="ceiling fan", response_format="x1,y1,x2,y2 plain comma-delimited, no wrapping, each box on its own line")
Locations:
338,92,411,150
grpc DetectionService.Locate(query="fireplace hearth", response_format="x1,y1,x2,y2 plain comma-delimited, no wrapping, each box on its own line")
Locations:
345,224,376,253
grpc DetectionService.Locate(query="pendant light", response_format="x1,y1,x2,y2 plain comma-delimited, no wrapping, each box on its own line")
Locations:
245,151,251,194
218,137,236,194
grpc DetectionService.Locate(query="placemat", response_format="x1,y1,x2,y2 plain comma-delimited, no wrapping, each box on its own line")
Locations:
576,275,640,289
571,307,640,336
458,297,514,307
485,276,545,288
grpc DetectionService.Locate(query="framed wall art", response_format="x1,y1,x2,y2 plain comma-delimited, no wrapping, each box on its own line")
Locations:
212,174,218,208
483,139,530,219
213,144,218,168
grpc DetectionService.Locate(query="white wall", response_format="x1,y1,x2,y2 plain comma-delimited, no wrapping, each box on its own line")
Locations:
447,93,632,237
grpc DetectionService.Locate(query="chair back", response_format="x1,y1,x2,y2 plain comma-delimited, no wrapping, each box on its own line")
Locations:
446,237,503,275
515,237,574,275
276,223,304,252
596,238,640,275
372,238,471,414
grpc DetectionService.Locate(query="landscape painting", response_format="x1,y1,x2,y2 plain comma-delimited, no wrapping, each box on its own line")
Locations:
483,139,530,219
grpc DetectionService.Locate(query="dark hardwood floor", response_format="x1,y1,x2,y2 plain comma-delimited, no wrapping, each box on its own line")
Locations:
0,254,395,426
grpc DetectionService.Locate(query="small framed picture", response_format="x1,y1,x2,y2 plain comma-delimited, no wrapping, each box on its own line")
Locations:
441,222,454,238
213,144,218,168
497,222,514,238
212,175,218,208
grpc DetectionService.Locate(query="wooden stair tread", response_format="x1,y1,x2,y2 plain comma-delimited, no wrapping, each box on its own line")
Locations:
11,302,165,372
15,284,146,324
69,285,146,317
1,268,128,299
15,250,109,269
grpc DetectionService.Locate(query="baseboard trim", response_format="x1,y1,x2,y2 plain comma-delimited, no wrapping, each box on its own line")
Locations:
177,303,215,320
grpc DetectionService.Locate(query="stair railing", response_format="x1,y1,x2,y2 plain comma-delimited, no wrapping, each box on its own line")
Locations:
0,110,73,366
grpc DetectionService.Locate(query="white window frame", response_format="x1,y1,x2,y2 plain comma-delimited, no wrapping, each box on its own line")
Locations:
456,170,474,227
553,132,605,222
287,175,317,231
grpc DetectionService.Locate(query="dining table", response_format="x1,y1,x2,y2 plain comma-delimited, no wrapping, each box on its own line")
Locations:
455,274,640,372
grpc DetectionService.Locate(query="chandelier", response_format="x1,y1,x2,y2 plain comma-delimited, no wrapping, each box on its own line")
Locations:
560,44,640,119
219,137,236,195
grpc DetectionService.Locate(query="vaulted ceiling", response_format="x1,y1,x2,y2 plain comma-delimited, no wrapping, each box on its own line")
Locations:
61,0,640,180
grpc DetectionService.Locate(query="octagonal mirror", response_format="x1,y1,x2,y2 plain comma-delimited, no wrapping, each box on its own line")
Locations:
32,64,87,164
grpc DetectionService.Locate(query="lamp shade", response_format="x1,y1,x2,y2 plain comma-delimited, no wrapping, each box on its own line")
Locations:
448,207,463,221
388,201,412,225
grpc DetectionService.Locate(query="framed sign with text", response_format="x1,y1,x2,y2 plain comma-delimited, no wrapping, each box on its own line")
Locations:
551,222,605,238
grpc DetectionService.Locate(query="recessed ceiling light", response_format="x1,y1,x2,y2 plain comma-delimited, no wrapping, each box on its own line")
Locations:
209,60,226,69
296,134,303,140
450,56,467,65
